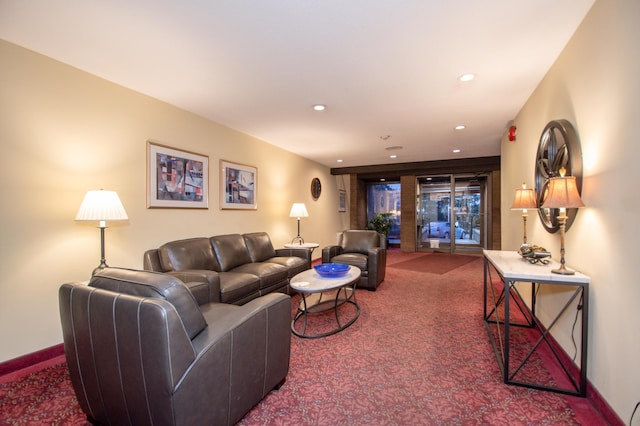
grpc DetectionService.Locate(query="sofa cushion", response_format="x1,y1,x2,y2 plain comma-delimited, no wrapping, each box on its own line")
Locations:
341,230,379,255
330,253,369,271
232,262,288,290
183,280,211,305
158,237,219,272
210,234,253,271
243,232,277,262
218,272,261,304
267,256,309,278
90,267,207,340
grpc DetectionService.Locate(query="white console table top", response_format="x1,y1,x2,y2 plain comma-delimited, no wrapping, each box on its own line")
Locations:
483,249,590,285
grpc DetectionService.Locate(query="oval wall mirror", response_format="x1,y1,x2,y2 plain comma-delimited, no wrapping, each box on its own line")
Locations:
534,119,583,233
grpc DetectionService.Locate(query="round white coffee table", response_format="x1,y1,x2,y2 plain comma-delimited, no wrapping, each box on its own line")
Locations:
290,266,361,338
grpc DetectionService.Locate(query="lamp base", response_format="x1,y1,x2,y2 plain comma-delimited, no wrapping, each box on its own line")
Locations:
551,214,575,275
92,261,108,276
92,226,109,275
551,265,575,275
291,236,305,244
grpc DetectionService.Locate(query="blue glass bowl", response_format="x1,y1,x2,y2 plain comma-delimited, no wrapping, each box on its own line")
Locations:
314,263,350,278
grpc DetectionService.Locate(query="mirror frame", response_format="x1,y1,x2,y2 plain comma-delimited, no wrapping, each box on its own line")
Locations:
534,119,583,233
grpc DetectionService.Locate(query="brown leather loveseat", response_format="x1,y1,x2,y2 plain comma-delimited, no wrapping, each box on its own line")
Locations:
59,267,291,426
143,232,311,305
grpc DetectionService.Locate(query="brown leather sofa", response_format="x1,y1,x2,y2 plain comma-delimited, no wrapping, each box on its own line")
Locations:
59,267,291,426
322,230,387,290
143,232,311,305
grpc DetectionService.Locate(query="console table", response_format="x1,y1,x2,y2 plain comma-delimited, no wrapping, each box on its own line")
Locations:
483,249,590,396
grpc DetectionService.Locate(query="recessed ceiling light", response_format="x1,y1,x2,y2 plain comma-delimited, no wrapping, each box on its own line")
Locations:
458,73,475,82
337,159,343,163
380,178,386,182
313,104,326,111
390,154,397,159
385,145,403,151
455,125,465,130
453,149,461,153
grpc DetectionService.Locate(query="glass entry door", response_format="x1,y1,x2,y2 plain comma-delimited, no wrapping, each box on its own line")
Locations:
417,174,486,253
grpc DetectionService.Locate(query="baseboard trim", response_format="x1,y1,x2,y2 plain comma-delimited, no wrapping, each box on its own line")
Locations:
516,304,625,426
0,343,64,377
587,383,625,426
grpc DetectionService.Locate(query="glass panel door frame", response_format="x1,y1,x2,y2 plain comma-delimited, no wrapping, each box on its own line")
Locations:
417,173,488,254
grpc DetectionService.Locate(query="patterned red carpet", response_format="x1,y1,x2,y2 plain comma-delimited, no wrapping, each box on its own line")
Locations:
0,250,607,425
389,252,478,274
0,355,85,425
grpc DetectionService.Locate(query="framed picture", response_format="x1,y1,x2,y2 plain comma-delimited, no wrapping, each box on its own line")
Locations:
147,141,208,208
338,189,347,212
220,160,257,210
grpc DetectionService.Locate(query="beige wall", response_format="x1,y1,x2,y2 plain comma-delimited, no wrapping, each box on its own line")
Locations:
0,39,350,362
501,0,639,420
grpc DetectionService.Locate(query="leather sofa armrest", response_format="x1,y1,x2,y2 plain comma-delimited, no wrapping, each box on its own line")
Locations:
322,245,343,263
275,248,311,263
377,232,387,249
367,247,387,286
192,293,290,353
167,270,221,304
190,293,291,412
143,249,163,272
242,293,291,390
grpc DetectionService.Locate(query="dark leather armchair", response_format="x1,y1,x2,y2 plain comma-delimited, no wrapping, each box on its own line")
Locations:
322,230,387,290
59,267,291,426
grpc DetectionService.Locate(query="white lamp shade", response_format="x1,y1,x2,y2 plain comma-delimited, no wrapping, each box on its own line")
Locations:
511,188,537,210
75,190,129,222
289,203,309,219
541,176,585,209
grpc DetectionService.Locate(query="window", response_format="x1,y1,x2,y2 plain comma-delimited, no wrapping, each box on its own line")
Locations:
367,183,401,242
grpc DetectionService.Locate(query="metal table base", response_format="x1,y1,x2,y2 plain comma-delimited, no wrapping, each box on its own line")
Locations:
483,250,589,397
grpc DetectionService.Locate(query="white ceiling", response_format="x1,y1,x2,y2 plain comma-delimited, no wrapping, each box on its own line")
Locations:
0,0,595,168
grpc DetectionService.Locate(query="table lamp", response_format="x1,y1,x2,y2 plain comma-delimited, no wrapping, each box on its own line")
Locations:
541,168,585,275
289,203,309,244
511,183,538,246
75,189,129,274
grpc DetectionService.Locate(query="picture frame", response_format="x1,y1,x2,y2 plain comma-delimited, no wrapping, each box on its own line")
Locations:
220,159,257,210
147,141,208,208
338,189,347,212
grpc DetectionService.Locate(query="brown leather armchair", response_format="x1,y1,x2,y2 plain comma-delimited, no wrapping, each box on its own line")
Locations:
59,267,291,426
322,230,387,290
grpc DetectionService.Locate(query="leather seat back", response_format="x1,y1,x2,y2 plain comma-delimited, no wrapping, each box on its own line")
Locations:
243,232,277,262
340,230,384,253
210,234,253,271
90,267,207,339
158,237,220,272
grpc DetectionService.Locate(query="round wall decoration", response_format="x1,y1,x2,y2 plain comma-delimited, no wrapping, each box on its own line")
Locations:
534,119,583,233
311,177,322,199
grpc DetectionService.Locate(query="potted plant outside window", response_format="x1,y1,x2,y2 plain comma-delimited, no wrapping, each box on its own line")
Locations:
367,213,392,237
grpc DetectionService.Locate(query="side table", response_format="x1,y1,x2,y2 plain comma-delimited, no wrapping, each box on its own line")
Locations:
483,249,589,397
284,242,319,255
